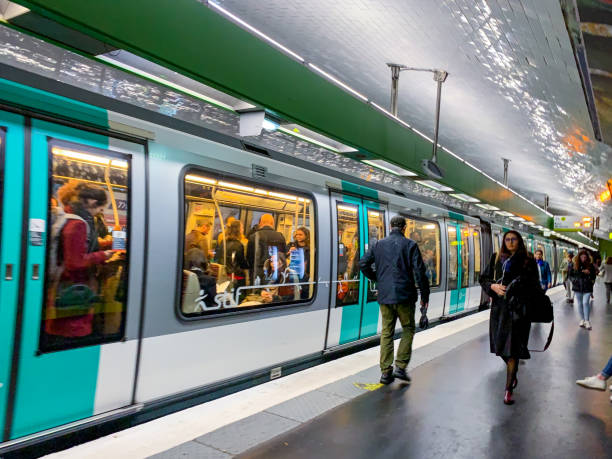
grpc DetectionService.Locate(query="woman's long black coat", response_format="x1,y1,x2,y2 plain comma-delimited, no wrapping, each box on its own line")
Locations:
479,252,540,359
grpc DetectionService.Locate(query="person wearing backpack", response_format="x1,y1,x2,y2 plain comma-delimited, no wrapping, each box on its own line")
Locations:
45,183,114,345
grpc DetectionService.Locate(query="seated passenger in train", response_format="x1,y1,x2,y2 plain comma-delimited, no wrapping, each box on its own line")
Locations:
288,226,311,299
44,183,116,345
182,248,217,313
246,213,287,283
240,252,299,305
185,219,212,258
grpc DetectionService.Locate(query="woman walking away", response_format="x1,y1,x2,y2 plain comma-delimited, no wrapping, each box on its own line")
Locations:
480,230,540,405
597,257,612,304
572,250,597,330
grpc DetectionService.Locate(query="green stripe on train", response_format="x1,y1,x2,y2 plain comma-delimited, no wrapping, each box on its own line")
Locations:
0,78,108,129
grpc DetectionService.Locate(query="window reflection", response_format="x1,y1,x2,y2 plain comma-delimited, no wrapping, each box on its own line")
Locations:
182,173,315,316
405,218,441,287
41,142,129,352
336,203,360,306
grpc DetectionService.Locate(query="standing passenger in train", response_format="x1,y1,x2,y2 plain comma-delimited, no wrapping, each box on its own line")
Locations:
479,230,540,405
246,213,286,283
572,250,597,330
288,226,311,299
560,252,574,303
185,219,211,258
215,220,249,294
359,216,430,385
45,184,115,345
534,249,552,292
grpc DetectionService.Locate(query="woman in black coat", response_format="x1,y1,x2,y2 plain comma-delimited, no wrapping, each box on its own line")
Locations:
480,230,540,405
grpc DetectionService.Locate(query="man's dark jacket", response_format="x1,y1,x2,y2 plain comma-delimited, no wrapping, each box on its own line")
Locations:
359,229,430,304
247,226,287,279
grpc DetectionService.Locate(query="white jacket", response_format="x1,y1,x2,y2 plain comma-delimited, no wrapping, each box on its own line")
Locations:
599,264,612,283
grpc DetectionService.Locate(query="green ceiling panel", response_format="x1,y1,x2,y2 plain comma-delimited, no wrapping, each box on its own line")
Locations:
13,0,593,240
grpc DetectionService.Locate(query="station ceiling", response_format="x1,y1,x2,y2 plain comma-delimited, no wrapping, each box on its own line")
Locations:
7,0,612,235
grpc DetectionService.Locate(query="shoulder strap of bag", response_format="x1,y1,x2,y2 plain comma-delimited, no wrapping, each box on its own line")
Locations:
529,321,554,352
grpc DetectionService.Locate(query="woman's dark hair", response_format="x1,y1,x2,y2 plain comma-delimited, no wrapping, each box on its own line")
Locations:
77,183,108,207
574,249,592,270
226,220,242,241
184,248,208,272
496,230,527,263
295,226,310,246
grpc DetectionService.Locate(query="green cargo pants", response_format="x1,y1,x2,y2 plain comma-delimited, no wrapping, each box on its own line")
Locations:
380,303,416,372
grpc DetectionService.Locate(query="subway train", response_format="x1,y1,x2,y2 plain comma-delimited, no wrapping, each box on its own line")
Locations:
0,78,578,452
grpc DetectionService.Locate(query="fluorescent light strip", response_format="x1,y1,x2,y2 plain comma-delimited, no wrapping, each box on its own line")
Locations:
415,180,454,192
208,2,305,63
98,56,235,111
475,203,499,211
362,159,417,177
449,193,480,203
308,64,368,102
509,216,525,221
370,102,412,129
277,127,341,153
495,211,514,217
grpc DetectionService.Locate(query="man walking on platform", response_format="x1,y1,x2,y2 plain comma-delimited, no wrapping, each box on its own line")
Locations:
359,216,430,384
560,252,574,302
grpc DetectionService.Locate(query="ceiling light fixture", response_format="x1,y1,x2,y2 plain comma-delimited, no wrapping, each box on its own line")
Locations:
98,55,236,111
449,193,480,203
495,211,515,217
277,126,341,153
208,1,305,63
475,203,500,211
415,180,454,192
362,159,418,177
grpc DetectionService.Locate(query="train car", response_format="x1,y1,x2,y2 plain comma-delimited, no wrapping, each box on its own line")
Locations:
0,78,577,453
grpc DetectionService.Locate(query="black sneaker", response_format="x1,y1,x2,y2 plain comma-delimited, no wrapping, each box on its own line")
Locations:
380,370,395,385
393,366,411,382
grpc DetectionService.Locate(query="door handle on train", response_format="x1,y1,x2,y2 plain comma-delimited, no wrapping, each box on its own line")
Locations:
32,264,40,280
4,263,13,280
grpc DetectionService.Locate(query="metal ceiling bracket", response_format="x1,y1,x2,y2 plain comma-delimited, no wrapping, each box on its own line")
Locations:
502,158,510,187
386,63,448,180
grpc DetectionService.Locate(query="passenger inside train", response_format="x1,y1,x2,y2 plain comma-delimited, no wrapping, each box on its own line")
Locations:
42,143,130,352
180,173,315,315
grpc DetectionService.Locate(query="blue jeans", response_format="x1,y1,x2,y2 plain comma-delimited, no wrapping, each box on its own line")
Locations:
574,292,591,321
602,355,612,379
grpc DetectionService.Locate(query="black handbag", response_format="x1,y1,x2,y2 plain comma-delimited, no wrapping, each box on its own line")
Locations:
527,289,554,352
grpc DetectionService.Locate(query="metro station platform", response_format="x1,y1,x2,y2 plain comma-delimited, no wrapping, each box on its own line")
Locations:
43,281,612,459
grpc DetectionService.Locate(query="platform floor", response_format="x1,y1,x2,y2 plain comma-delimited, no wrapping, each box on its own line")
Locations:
44,283,611,458
239,283,611,459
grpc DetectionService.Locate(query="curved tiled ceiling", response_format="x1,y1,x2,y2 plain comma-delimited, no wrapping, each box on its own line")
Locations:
213,0,612,229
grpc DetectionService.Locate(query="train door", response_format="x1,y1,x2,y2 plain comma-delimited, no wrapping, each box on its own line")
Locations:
4,118,146,440
445,221,470,315
466,225,482,308
0,111,25,439
328,192,387,346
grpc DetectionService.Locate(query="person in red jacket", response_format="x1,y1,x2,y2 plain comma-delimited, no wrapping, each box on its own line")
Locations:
45,183,114,346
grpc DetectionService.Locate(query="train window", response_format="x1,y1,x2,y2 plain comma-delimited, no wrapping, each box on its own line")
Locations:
405,218,441,287
336,203,360,306
181,172,315,316
366,208,385,302
40,140,130,352
493,231,501,255
473,228,481,284
447,226,458,289
460,225,470,288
